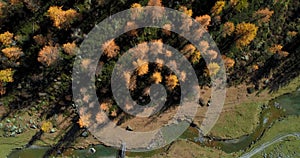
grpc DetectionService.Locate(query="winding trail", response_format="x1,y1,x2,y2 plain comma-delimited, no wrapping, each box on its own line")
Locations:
239,132,300,158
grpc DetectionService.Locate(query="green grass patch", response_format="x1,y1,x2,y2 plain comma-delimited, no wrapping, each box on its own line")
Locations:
209,102,262,139
0,130,38,158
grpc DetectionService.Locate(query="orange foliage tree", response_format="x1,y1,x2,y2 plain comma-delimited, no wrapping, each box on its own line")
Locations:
222,22,235,37
2,47,23,60
62,42,77,56
179,6,193,17
165,75,178,90
37,45,59,66
253,8,274,25
0,31,13,46
151,72,162,84
235,22,258,48
47,6,79,29
195,15,211,30
101,39,120,58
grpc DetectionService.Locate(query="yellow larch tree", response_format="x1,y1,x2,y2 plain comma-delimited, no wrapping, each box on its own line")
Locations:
235,22,258,48
0,68,14,83
133,59,149,76
151,72,162,84
0,31,13,46
179,6,193,17
207,62,220,76
211,1,226,15
47,6,79,29
165,75,178,90
41,121,53,133
2,47,23,60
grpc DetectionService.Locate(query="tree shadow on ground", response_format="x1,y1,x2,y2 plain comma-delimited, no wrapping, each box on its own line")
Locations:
43,115,80,158
252,36,300,93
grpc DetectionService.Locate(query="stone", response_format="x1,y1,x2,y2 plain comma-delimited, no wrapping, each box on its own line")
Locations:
81,131,88,137
50,128,56,133
126,126,133,131
88,147,96,154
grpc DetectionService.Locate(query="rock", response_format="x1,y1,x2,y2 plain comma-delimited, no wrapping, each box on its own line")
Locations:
50,128,56,133
126,126,133,131
88,147,96,154
10,131,16,137
30,124,37,129
81,131,88,137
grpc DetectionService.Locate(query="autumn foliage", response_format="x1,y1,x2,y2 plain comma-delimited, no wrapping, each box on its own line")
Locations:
37,45,59,66
0,31,13,46
165,75,178,90
235,22,258,48
47,6,78,29
101,39,120,58
2,47,23,60
63,42,77,56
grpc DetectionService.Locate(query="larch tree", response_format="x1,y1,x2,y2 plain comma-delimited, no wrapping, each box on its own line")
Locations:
253,8,274,25
211,1,226,15
222,22,235,37
207,62,220,76
151,72,162,84
235,22,258,48
0,31,13,46
195,15,211,30
165,75,178,90
2,46,23,60
101,39,120,58
37,45,59,66
0,68,14,83
47,6,79,29
179,6,193,17
62,42,77,56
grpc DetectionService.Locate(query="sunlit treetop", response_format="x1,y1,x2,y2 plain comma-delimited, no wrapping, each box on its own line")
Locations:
165,74,178,90
1,46,23,60
131,3,142,8
179,6,193,17
37,45,60,66
235,22,258,48
0,68,14,83
195,15,211,30
101,39,120,58
147,0,162,6
222,55,235,69
151,72,162,84
253,8,274,25
62,42,77,56
211,1,226,15
0,31,13,46
222,22,235,37
47,6,79,29
206,62,220,76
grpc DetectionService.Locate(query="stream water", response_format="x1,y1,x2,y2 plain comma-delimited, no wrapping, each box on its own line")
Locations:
8,90,300,157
